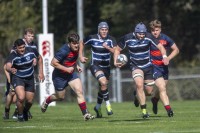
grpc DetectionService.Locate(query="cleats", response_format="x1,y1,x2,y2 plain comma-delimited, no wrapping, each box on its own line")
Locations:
23,110,28,121
3,112,9,120
41,100,49,113
151,98,158,114
167,109,174,117
12,109,18,119
142,109,149,119
106,105,113,115
133,91,139,107
83,113,95,121
18,115,24,122
142,113,150,119
94,107,102,118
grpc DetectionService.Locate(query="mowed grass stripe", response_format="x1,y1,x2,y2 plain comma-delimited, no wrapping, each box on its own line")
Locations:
1,101,200,133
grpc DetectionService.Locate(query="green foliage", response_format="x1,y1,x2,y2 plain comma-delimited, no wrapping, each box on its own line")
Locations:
0,0,41,57
0,0,199,67
1,101,200,133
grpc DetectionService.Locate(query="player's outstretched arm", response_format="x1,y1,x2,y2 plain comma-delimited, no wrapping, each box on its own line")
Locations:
4,64,11,83
79,40,88,63
168,43,179,61
38,55,45,82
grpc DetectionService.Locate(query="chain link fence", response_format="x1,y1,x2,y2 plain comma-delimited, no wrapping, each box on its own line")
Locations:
1,67,200,103
85,67,200,102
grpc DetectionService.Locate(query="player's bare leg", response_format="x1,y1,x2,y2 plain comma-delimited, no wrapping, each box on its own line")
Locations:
155,77,173,117
41,90,65,113
69,78,94,121
132,69,149,119
15,86,25,122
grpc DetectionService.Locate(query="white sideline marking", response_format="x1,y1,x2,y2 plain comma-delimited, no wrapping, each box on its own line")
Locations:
151,130,200,133
2,126,50,129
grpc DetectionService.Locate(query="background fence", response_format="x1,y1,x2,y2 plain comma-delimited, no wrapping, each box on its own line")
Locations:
1,66,200,103
85,67,200,103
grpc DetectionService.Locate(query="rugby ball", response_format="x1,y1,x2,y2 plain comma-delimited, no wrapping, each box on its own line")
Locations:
117,54,128,64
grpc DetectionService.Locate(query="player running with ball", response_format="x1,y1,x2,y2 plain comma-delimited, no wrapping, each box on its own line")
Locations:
114,22,168,119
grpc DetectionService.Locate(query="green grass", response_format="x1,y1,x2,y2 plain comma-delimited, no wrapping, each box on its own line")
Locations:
1,100,200,133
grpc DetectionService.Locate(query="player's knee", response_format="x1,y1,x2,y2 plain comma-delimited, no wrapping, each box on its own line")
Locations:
157,84,166,91
18,97,25,103
136,82,143,89
100,80,108,88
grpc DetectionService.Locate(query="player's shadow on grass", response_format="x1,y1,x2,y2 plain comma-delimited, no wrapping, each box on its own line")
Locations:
3,120,18,123
108,116,162,122
148,115,162,118
108,118,160,122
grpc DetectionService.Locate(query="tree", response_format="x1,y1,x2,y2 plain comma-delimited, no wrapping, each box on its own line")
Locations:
0,0,41,58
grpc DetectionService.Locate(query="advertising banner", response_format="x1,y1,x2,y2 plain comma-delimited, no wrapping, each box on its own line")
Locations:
38,34,55,106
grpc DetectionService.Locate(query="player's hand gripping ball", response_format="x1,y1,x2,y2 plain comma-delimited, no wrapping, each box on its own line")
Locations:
117,54,128,65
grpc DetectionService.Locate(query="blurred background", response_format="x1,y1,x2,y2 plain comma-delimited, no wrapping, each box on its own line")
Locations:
0,0,200,103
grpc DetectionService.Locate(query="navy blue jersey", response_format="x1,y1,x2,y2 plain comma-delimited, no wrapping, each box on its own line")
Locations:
118,32,159,69
150,33,174,66
6,47,39,78
53,44,78,75
83,34,116,68
25,41,38,49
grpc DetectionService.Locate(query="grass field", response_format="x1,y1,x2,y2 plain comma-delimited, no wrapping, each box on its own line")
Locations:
1,100,200,133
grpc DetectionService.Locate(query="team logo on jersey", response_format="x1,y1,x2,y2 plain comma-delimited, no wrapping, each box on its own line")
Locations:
103,41,109,47
42,41,51,56
17,61,21,64
26,56,30,61
103,41,108,45
159,40,167,45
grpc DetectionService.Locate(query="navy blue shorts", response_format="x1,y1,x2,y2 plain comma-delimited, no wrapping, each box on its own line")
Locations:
130,64,153,80
90,65,110,80
52,71,79,91
11,75,35,92
153,65,169,80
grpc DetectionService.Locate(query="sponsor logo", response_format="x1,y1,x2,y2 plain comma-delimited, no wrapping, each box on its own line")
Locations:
42,41,51,56
41,40,52,95
44,58,51,95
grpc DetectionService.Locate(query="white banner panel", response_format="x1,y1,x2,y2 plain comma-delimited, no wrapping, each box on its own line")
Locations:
38,34,56,106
